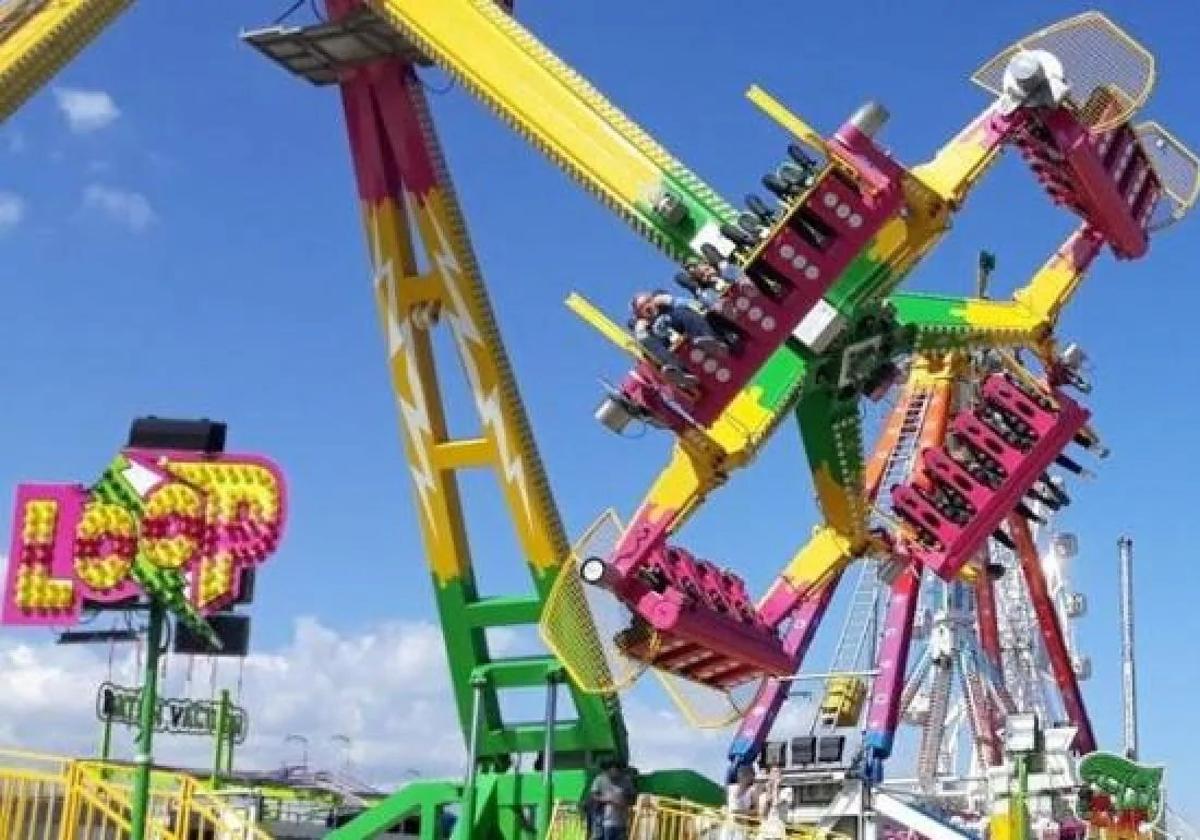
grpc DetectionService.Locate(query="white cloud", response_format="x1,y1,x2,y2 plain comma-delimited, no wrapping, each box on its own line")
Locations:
0,192,25,231
0,614,736,790
53,88,120,134
82,184,156,232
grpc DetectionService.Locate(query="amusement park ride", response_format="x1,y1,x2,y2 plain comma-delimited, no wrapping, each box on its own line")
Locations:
1,0,1199,839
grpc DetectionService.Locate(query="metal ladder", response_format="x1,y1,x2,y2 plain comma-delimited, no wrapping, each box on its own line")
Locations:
822,388,933,704
874,388,933,521
828,562,883,678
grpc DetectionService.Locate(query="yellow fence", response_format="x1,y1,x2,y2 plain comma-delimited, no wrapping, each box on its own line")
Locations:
547,801,590,840
0,749,272,840
548,794,843,840
631,795,838,840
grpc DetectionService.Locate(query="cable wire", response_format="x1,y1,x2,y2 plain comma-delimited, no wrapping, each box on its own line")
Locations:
272,0,305,24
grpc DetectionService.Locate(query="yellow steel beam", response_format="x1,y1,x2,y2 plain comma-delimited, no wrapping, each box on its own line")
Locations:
0,0,133,124
745,85,829,158
566,292,640,357
363,0,734,257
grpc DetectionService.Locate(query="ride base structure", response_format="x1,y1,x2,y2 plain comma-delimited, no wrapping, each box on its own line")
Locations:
1,2,1199,839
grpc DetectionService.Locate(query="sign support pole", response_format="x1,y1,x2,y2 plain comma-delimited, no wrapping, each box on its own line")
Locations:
212,689,230,788
99,717,113,761
130,600,166,840
537,668,560,838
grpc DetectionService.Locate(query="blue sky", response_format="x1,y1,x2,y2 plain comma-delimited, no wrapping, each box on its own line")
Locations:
1,0,1198,809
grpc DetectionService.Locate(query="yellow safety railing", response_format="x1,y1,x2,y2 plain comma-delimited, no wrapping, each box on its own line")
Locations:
1135,121,1200,226
0,748,274,840
546,800,590,840
0,749,76,840
630,794,843,840
654,668,759,730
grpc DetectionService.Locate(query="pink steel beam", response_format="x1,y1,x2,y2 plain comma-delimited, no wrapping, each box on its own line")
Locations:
1010,513,1096,753
864,563,922,761
727,575,840,773
974,561,1003,673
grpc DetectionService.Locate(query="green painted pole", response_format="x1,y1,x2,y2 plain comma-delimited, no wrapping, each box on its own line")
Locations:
99,717,112,760
1012,755,1030,840
99,716,114,782
130,601,165,840
537,669,560,839
457,677,486,840
212,689,230,788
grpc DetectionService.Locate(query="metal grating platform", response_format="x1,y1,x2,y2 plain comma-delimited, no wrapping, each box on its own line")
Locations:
242,8,428,86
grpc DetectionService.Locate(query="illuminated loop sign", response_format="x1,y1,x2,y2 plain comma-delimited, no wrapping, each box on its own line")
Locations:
2,448,287,626
97,682,249,743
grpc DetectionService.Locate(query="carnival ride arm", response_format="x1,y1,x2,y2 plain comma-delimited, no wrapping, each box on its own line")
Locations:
0,0,133,125
569,292,813,532
887,224,1107,359
726,359,957,772
361,0,738,263
607,346,812,540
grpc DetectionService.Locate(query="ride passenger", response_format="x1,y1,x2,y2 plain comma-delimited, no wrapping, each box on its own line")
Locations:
628,313,698,391
719,764,763,840
675,258,733,307
674,259,745,349
589,759,636,840
631,291,733,356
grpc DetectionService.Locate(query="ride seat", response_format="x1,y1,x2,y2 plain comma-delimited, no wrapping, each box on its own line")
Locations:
891,373,1090,579
612,134,907,431
586,536,792,689
1012,94,1162,259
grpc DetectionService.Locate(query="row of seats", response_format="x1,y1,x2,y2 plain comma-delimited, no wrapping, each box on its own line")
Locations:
599,108,907,435
1011,92,1163,259
891,373,1092,580
602,538,793,688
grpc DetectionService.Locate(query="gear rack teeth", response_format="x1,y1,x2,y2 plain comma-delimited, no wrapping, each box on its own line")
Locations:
366,0,730,262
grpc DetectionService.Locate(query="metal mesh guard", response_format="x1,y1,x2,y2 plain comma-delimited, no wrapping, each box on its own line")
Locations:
539,509,656,694
971,11,1155,132
1136,121,1200,228
655,668,764,729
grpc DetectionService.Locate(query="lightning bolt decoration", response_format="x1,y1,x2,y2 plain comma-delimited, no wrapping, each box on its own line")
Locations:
426,207,535,530
369,207,442,546
348,63,571,587
333,53,627,761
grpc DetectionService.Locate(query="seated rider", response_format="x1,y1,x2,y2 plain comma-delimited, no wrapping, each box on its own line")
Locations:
629,290,733,391
674,258,745,349
675,257,733,307
633,291,733,357
628,311,697,391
